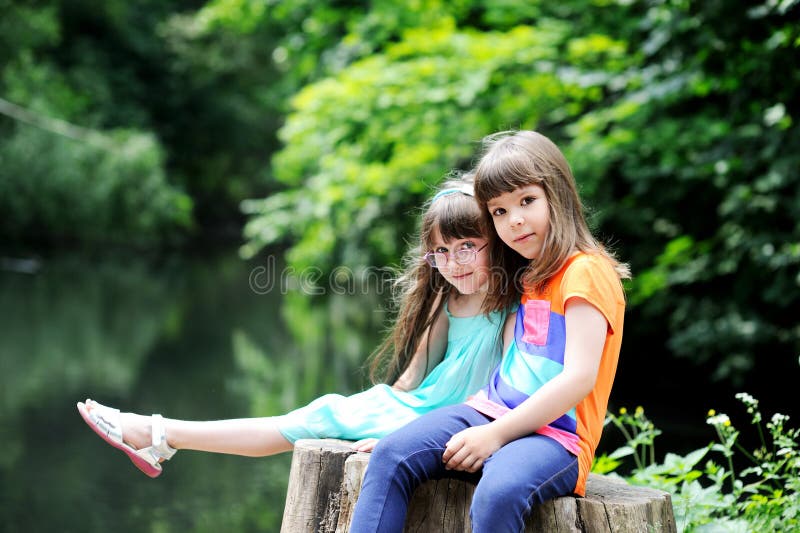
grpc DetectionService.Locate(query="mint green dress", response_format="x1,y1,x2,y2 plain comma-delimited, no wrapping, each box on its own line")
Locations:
277,304,505,443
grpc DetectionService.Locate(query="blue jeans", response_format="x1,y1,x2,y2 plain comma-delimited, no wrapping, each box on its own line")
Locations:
349,404,578,533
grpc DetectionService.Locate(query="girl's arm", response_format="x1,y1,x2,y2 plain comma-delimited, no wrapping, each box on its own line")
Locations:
391,296,449,392
442,297,606,472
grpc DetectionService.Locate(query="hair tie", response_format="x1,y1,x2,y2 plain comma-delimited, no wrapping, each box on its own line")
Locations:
431,185,474,203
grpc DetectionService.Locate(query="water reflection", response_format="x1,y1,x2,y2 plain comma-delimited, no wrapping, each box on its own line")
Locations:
0,248,387,532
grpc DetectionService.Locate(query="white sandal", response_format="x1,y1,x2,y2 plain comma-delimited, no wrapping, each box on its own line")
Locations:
77,399,177,478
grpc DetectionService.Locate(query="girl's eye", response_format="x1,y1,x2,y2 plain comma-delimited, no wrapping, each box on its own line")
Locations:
491,207,506,216
435,247,448,254
459,241,476,250
522,196,536,206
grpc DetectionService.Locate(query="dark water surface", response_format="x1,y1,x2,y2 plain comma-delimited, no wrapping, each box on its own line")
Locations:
0,247,386,532
1,246,794,531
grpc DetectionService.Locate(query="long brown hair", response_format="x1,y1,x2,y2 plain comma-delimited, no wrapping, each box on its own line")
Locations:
369,174,493,384
474,130,630,312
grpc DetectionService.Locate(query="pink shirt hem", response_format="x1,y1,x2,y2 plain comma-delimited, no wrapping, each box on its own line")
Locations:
465,392,581,456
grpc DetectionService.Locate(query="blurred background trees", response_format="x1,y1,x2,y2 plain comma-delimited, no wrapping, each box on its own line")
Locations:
2,0,798,384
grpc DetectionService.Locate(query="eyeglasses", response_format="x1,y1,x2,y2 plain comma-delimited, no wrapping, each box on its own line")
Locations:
424,243,488,268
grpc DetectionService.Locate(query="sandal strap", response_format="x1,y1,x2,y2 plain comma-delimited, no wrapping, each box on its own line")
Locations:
151,414,177,461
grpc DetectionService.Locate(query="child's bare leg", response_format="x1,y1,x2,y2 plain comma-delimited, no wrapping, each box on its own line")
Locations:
90,400,294,457
161,418,294,456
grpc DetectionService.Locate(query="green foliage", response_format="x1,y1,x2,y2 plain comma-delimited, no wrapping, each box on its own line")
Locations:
604,406,663,471
242,13,632,269
0,120,191,246
0,0,194,246
0,0,288,244
242,0,800,382
0,2,60,65
598,396,800,531
197,0,365,80
567,1,800,382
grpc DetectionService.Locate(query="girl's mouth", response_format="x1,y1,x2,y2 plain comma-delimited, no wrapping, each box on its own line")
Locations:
452,272,473,280
514,233,534,243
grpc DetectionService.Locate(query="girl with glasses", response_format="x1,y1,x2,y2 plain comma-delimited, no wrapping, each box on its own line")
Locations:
350,131,631,532
77,174,516,478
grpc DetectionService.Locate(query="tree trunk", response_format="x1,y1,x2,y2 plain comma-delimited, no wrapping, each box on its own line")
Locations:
283,439,677,533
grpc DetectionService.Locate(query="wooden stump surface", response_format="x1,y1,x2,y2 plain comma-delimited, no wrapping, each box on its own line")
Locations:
280,439,357,533
283,439,677,533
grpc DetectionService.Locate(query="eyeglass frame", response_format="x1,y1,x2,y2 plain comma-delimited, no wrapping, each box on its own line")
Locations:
423,242,488,268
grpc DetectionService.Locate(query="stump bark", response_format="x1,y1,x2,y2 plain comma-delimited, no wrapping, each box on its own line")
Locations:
282,439,677,533
280,439,357,533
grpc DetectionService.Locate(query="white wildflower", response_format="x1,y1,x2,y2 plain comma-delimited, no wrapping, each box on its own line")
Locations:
707,414,731,426
735,392,757,406
769,413,789,427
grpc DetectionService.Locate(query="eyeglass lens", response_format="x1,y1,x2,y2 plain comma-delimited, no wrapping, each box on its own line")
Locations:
425,249,476,267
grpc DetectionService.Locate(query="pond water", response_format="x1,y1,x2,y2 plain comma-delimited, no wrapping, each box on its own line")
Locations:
1,247,390,532
1,246,794,532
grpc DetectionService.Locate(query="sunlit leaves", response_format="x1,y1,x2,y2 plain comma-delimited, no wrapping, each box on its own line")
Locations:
243,20,616,272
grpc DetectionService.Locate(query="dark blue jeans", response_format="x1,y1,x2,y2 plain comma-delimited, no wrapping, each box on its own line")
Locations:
349,404,578,533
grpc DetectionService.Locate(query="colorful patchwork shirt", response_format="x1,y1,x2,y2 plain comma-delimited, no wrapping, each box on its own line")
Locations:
466,252,625,496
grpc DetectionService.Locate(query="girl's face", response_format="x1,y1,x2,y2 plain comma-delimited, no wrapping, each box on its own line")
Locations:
486,184,550,260
428,231,491,295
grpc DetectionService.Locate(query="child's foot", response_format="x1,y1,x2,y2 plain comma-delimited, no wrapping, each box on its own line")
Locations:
77,398,177,478
89,400,155,450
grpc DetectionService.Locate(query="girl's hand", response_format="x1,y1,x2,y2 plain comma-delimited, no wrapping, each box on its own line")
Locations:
442,425,503,473
351,438,379,452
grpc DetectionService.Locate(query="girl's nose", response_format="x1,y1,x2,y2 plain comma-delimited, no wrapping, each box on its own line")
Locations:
510,212,524,227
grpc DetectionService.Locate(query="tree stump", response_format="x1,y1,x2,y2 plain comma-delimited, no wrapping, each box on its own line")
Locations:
280,439,358,533
282,439,677,533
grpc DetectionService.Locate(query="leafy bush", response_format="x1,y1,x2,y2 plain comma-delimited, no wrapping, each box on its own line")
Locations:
569,1,800,383
598,395,800,531
241,14,631,270
0,2,195,247
0,122,192,247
